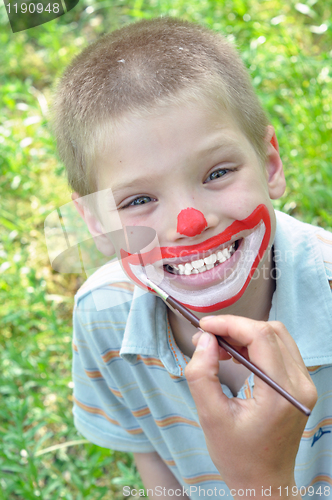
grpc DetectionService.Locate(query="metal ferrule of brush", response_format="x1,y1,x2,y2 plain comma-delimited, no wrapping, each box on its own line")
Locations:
146,278,169,301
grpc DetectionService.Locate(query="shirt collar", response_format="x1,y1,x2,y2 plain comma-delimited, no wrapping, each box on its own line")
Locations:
269,211,332,366
120,286,189,376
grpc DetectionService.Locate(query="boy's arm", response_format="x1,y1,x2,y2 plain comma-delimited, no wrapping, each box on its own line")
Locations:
185,315,317,500
133,452,188,498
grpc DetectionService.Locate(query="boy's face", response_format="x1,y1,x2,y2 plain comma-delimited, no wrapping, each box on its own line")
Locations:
87,100,285,313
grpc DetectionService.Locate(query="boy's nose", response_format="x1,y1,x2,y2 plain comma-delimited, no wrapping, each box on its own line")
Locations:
176,207,208,237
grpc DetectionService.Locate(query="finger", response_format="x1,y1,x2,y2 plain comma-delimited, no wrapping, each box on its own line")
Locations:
200,315,317,409
270,334,315,405
201,317,303,370
267,332,308,391
185,332,232,424
268,321,311,379
192,331,232,361
200,315,294,390
271,332,317,411
240,324,317,410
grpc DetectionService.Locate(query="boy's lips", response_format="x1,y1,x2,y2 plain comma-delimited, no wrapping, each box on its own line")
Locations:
119,204,271,311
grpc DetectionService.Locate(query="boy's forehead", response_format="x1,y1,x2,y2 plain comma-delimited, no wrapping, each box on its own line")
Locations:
101,98,238,152
96,102,256,189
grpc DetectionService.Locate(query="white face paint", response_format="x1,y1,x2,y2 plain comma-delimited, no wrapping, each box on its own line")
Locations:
131,221,265,310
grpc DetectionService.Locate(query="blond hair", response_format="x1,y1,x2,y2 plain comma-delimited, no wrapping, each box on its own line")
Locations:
52,17,269,199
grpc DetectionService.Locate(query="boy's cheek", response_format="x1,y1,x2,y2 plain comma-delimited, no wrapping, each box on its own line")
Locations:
91,232,116,257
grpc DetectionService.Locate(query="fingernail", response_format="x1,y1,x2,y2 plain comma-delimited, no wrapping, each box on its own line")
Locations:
192,331,202,342
201,315,216,321
201,315,226,326
196,331,212,351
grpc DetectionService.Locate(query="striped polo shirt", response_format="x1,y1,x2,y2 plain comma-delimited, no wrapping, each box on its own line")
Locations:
72,211,332,498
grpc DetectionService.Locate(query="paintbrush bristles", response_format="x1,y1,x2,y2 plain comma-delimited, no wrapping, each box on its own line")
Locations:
146,278,169,301
137,252,168,300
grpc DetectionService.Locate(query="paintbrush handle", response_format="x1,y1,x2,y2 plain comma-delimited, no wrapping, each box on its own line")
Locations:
166,295,201,328
166,295,311,417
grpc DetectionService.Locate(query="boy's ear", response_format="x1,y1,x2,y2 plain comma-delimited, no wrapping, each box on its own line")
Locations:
71,192,116,257
265,125,286,200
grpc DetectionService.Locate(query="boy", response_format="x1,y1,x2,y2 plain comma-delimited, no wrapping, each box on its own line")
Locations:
53,18,332,498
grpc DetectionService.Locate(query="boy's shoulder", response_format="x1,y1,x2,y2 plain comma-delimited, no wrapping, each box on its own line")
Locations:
275,210,332,280
272,212,332,366
310,223,332,280
74,259,135,308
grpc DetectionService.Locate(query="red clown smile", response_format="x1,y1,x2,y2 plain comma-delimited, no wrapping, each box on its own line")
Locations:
120,204,271,312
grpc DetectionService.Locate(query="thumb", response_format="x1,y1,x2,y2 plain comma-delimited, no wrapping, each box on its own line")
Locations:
185,332,230,424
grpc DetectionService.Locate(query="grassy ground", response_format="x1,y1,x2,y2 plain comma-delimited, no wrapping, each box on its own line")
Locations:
0,0,331,498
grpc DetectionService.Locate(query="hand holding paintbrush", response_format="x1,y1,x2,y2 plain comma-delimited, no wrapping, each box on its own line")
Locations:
185,314,318,497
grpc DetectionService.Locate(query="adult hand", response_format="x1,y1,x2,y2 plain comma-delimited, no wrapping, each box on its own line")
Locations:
185,315,317,498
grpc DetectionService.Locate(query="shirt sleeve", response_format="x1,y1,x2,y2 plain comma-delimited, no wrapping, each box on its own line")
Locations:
71,290,155,453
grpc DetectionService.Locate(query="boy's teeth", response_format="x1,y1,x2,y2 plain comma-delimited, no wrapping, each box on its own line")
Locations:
204,254,217,265
192,258,205,269
169,241,237,275
217,251,226,263
223,248,231,259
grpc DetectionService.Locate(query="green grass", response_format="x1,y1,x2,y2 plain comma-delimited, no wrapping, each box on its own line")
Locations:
1,0,332,498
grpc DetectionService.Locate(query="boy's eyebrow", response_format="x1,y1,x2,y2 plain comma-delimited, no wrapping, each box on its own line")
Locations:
195,135,243,159
111,178,153,195
199,142,234,156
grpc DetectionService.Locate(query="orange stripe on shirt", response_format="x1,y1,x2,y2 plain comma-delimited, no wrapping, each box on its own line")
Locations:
132,407,151,418
164,459,176,467
183,473,223,484
302,418,332,438
316,234,332,245
155,415,200,428
109,387,123,398
85,369,103,379
310,474,332,486
243,376,253,399
73,396,120,426
108,282,135,292
73,396,144,435
127,427,145,435
102,349,120,363
307,365,323,373
169,373,184,380
137,355,165,368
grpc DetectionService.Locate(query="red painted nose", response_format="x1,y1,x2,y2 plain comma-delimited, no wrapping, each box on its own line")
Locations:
176,208,208,237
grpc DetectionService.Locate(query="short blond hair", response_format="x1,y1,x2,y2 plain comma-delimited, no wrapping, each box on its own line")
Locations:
52,17,269,199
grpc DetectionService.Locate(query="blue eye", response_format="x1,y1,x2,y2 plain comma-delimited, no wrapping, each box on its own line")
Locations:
206,168,229,182
126,196,153,208
131,196,152,205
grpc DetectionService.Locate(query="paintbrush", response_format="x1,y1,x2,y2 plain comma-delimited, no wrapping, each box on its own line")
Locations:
137,254,311,416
